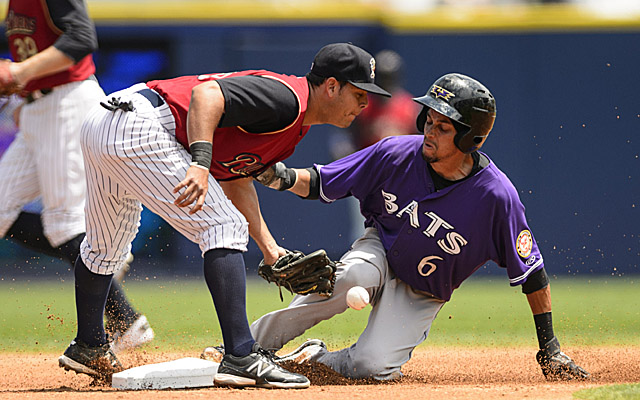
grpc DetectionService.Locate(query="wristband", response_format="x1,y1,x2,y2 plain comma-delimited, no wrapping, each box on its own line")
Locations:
534,312,556,349
190,141,212,170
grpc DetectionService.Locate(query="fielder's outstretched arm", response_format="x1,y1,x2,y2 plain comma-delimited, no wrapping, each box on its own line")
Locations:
254,162,318,199
219,177,286,265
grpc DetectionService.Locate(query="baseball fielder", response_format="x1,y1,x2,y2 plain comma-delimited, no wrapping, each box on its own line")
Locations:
57,43,391,387
249,73,590,381
0,0,152,351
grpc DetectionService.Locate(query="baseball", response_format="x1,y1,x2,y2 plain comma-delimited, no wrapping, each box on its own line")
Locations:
346,286,370,310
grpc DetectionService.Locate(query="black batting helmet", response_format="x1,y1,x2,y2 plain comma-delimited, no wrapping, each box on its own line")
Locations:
414,73,496,154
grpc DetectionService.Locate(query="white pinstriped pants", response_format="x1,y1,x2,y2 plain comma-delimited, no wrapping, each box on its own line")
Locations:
79,83,248,275
0,79,104,247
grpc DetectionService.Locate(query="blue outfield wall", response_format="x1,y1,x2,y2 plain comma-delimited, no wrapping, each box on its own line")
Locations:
0,23,638,278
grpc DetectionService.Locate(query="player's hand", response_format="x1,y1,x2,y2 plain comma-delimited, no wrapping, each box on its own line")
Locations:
262,245,287,266
173,165,209,214
536,338,590,381
0,59,24,96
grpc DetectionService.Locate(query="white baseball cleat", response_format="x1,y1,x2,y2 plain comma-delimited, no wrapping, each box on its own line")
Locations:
277,339,327,364
201,344,225,363
110,315,155,353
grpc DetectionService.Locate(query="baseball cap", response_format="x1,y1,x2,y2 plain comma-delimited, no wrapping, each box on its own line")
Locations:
309,43,392,97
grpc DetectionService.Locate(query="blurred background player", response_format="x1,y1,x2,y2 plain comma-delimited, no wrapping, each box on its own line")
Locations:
0,0,153,353
329,49,420,242
335,49,420,159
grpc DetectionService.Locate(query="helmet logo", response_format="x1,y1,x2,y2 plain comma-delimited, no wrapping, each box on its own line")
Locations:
430,85,455,102
369,57,376,79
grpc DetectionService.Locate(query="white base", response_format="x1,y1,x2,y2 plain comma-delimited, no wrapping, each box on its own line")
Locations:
112,357,219,390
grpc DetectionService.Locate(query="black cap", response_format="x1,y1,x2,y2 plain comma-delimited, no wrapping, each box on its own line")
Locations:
309,43,392,97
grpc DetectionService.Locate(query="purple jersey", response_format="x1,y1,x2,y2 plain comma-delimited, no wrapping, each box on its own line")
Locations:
318,135,544,301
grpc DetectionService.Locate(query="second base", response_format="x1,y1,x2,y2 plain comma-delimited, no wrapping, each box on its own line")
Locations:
112,357,219,390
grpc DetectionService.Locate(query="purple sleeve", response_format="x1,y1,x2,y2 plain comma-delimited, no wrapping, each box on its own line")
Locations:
494,184,544,286
317,141,386,203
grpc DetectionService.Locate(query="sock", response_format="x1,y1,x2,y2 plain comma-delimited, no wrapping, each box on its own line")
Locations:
59,234,139,329
6,212,62,259
533,311,556,349
74,256,113,346
203,248,255,357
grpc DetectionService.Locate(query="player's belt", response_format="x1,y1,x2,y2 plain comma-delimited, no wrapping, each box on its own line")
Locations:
25,88,53,104
136,88,165,108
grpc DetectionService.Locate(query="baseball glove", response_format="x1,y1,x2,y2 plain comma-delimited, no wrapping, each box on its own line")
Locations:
0,59,23,97
258,249,337,301
536,338,590,381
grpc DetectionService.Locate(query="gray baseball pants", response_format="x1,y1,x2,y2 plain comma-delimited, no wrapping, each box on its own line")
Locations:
251,227,445,380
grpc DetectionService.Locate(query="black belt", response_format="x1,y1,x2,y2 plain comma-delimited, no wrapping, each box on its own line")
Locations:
25,75,98,104
25,88,53,104
136,88,165,107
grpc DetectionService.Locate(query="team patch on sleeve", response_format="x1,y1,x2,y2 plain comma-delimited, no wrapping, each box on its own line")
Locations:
516,230,533,258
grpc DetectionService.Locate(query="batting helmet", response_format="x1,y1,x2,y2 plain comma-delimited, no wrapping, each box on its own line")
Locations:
414,73,496,154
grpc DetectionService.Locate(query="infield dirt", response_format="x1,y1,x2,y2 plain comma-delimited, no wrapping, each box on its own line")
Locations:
1,346,638,399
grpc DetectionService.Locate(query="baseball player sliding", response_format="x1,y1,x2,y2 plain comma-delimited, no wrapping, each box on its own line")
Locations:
57,43,390,388
0,0,152,352
244,73,590,381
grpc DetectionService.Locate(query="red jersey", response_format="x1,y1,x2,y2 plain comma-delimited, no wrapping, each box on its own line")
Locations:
147,70,311,181
5,0,95,92
354,89,419,149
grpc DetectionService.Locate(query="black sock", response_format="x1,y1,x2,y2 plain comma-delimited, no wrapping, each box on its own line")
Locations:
74,256,112,346
533,311,556,349
58,234,139,329
203,248,255,357
105,280,139,330
6,212,62,259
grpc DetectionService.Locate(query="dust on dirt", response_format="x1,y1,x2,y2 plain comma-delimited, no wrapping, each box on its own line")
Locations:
1,347,638,400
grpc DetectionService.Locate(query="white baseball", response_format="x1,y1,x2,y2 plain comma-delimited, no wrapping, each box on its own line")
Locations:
346,286,370,310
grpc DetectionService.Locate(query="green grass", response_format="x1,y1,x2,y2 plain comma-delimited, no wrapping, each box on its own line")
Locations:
574,383,640,399
1,276,639,354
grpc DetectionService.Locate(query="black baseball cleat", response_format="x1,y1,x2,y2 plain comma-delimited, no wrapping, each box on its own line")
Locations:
58,339,123,378
214,342,310,389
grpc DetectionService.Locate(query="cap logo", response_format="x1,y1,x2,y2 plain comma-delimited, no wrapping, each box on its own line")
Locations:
431,85,455,101
369,57,376,79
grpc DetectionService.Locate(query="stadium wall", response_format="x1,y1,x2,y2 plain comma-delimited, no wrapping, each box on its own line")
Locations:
0,3,638,278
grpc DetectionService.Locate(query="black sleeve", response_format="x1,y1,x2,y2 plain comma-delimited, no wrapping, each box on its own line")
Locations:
216,75,300,133
300,166,320,200
47,0,98,62
521,267,550,294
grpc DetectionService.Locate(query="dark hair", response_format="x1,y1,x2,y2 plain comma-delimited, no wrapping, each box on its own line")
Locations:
306,72,348,90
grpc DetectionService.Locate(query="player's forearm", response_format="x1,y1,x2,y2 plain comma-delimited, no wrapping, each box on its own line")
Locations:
526,285,557,350
187,81,224,145
526,285,552,315
219,178,280,259
289,168,310,197
10,46,74,85
186,81,225,169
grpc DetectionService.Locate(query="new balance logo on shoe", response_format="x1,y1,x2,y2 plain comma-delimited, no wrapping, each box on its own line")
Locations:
246,359,275,378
